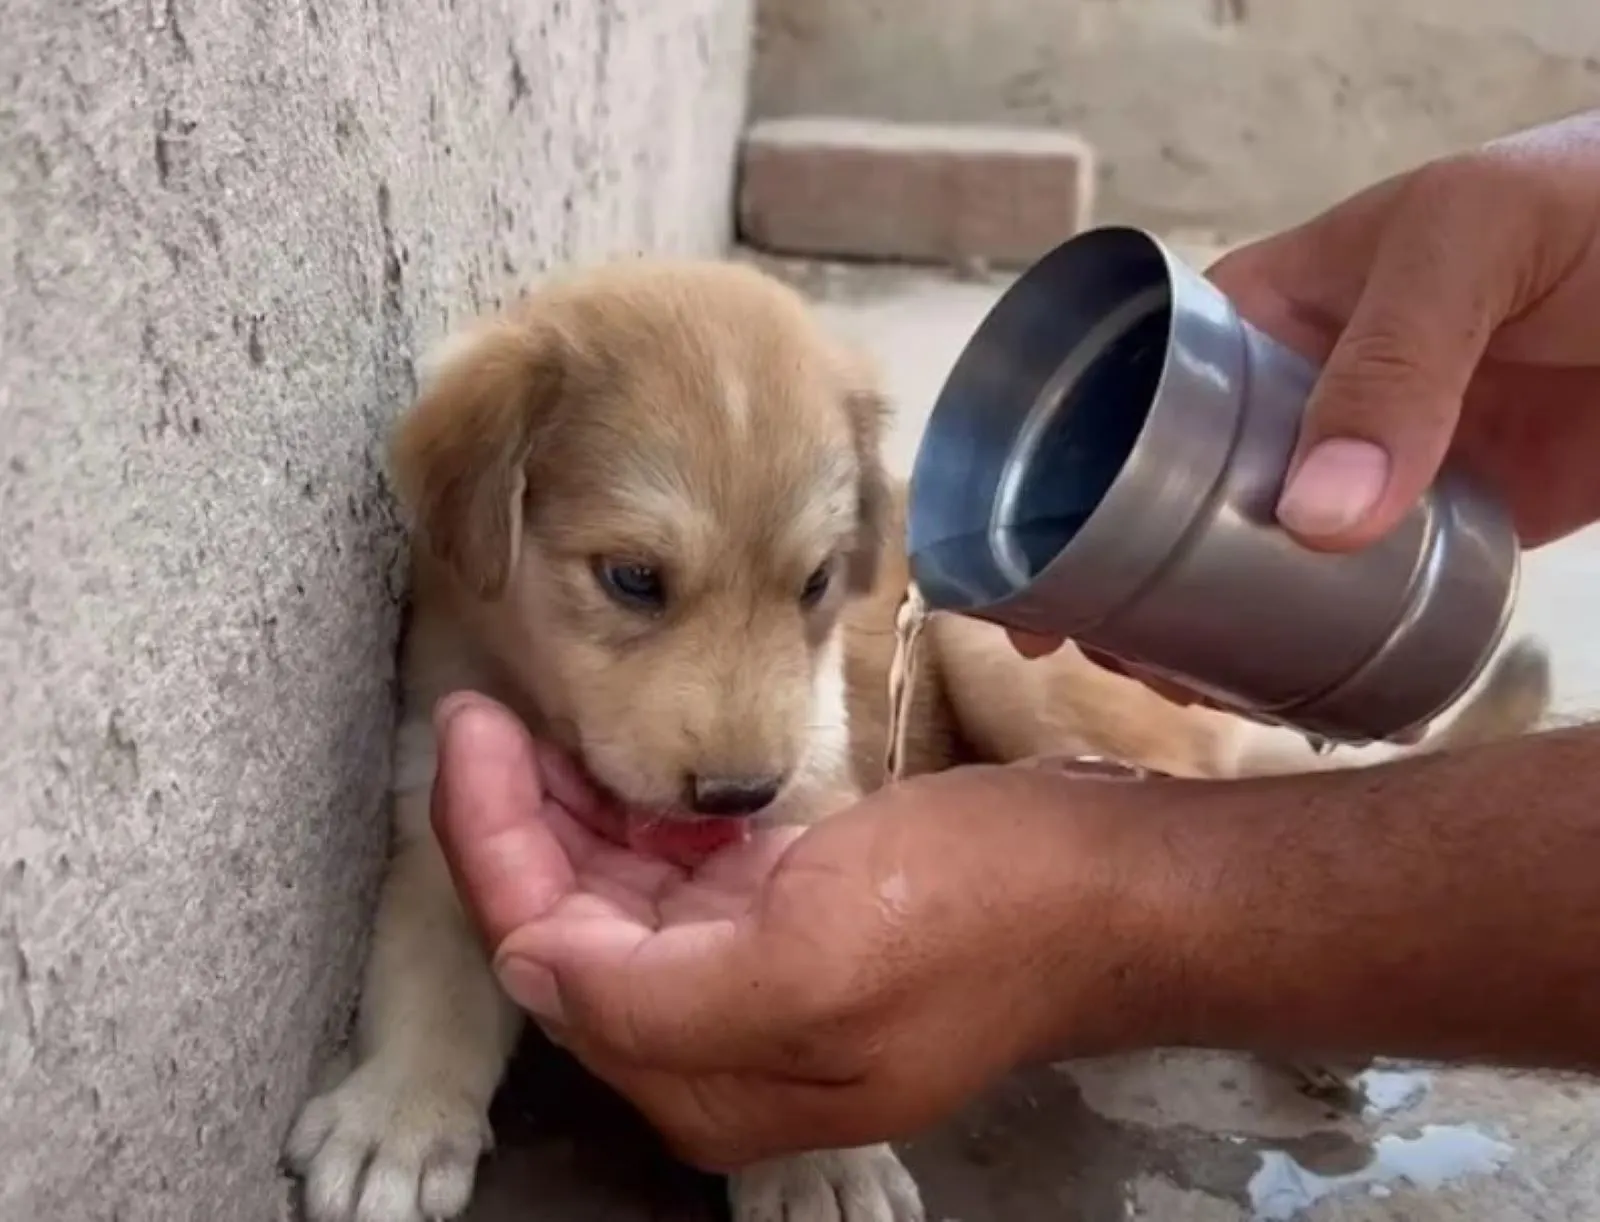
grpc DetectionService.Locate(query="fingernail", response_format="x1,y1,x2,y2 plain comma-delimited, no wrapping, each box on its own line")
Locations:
1277,439,1391,538
494,954,567,1024
433,691,487,736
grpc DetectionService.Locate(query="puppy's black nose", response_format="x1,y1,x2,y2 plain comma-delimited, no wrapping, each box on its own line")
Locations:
688,775,783,817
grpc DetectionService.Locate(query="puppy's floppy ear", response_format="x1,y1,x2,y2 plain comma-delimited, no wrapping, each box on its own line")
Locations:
390,319,567,599
837,347,894,594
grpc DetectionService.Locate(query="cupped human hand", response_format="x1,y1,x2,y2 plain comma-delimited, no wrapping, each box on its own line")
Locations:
428,693,1155,1170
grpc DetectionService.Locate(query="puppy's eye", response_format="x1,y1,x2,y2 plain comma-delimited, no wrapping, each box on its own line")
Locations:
800,561,833,609
593,559,666,612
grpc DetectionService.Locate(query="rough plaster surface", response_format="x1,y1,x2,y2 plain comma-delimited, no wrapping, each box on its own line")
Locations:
0,1,751,1219
753,0,1600,233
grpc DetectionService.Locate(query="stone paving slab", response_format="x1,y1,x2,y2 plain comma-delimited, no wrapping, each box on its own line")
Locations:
738,118,1095,267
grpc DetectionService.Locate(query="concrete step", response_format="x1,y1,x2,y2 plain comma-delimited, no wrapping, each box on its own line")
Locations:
737,116,1095,268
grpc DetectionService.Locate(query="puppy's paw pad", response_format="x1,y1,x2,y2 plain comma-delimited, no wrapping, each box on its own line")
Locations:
730,1145,923,1222
285,1061,490,1222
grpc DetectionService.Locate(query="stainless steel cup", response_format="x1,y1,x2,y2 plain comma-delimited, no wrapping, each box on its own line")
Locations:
905,225,1521,745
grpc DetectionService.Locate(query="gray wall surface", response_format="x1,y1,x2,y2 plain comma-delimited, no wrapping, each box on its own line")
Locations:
0,2,752,1219
753,0,1600,235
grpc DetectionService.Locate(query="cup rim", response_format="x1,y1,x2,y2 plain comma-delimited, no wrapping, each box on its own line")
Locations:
908,225,1247,633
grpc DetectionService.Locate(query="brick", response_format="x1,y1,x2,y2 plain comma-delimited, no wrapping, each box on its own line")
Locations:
737,117,1096,267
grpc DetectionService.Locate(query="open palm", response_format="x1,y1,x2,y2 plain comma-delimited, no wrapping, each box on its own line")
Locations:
524,795,803,933
426,705,811,1016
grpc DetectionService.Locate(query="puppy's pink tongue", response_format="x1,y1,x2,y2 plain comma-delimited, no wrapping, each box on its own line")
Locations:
624,813,750,870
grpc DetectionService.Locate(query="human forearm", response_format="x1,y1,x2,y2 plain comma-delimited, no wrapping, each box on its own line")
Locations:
1055,724,1600,1071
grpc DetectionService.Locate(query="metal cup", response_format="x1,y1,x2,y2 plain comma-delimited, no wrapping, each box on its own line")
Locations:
905,225,1521,745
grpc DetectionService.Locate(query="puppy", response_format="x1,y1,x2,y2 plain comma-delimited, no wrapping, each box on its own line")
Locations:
285,258,1553,1222
287,259,918,1222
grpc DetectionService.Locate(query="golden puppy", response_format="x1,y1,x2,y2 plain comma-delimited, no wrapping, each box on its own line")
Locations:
285,258,1552,1222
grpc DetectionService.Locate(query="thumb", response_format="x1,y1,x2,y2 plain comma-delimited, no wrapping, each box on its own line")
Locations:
1273,169,1511,551
429,694,583,947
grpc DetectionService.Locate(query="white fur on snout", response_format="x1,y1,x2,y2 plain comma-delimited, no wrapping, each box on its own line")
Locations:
801,635,852,783
753,632,856,828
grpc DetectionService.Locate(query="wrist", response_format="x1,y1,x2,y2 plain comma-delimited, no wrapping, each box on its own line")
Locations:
948,765,1219,1065
977,725,1600,1077
1051,774,1227,1059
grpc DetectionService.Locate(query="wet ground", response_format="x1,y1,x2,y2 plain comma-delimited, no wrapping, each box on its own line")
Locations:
465,1039,1599,1222
461,252,1600,1222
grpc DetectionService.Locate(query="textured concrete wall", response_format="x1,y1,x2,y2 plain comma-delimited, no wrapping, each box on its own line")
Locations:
0,2,751,1219
753,0,1600,234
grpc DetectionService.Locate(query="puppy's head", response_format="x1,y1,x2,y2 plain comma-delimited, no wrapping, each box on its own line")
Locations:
392,260,890,843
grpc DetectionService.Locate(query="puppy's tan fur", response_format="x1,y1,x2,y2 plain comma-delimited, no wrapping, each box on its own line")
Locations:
287,259,1552,1222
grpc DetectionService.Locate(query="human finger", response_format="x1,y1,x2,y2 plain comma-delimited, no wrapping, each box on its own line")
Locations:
430,693,579,949
1271,162,1527,550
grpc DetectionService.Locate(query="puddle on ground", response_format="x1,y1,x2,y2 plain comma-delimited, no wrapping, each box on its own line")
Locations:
1354,1067,1433,1120
1246,1123,1513,1221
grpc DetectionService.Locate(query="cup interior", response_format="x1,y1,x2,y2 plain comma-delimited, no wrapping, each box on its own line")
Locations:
989,286,1168,586
907,226,1174,612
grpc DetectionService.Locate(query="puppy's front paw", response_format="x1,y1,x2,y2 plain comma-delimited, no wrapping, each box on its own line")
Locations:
285,1059,491,1222
730,1145,923,1222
